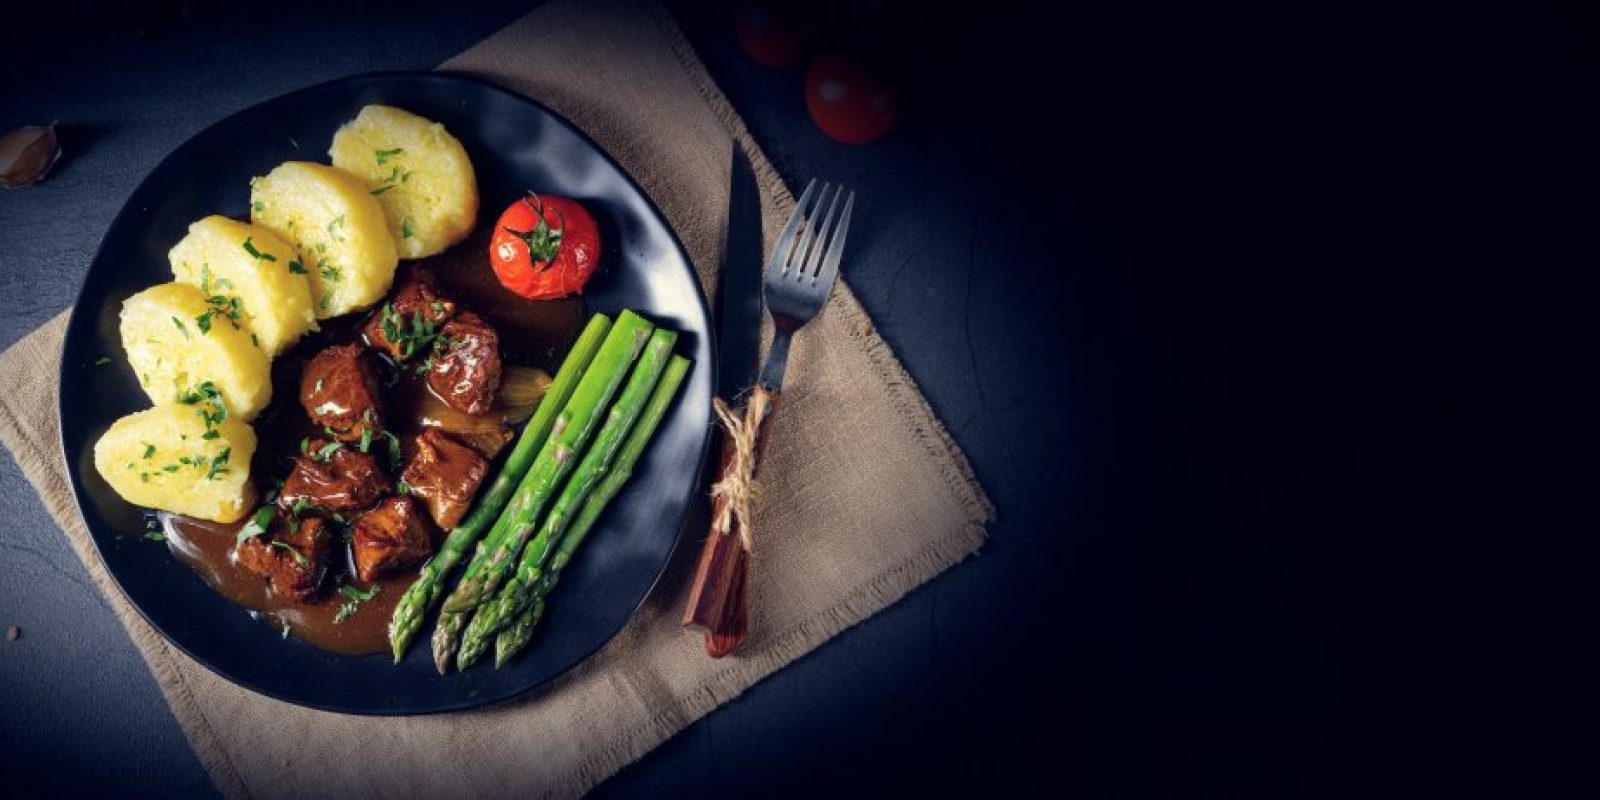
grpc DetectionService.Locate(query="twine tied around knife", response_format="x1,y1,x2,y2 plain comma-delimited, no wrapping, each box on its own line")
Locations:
710,387,770,552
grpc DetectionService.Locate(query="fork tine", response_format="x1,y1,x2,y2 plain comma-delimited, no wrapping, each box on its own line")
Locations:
814,191,854,289
785,183,831,277
801,184,846,281
767,179,818,279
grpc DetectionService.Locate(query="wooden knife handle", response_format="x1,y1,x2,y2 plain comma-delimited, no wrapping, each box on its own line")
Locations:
682,386,779,657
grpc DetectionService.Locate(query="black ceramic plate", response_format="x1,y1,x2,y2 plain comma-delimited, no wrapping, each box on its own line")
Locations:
58,73,714,714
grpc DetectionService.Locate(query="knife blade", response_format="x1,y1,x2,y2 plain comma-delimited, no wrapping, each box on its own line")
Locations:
716,142,764,398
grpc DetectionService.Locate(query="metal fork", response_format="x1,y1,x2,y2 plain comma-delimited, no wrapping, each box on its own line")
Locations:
683,178,854,657
758,178,855,391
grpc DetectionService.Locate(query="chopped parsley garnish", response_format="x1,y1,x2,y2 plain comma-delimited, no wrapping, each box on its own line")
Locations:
93,356,111,366
252,200,265,213
344,584,381,602
288,258,308,275
334,583,382,624
377,428,403,470
181,381,229,433
205,448,231,480
374,147,404,165
171,316,189,339
236,505,275,544
241,237,277,263
195,293,242,335
370,165,409,195
345,582,379,601
142,443,156,459
320,263,342,282
144,530,167,542
379,303,442,359
327,214,346,233
180,380,220,406
401,218,414,239
271,540,310,565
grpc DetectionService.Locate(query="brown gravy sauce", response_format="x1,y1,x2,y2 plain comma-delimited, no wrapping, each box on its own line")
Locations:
156,231,585,655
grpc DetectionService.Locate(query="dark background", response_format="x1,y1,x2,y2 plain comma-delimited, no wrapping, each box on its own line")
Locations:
1,0,1576,796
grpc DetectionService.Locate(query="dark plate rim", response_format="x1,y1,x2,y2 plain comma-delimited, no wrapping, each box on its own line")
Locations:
56,70,717,715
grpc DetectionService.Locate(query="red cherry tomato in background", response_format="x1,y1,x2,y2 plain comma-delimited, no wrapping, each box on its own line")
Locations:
735,0,809,67
489,193,600,301
804,54,897,145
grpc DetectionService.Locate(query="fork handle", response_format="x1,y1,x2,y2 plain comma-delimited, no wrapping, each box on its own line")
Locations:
682,385,780,657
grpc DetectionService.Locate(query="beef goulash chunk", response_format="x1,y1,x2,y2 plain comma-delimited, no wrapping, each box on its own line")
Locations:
361,266,458,361
278,438,390,514
401,427,490,529
300,344,383,443
425,309,501,416
350,495,436,582
235,510,334,601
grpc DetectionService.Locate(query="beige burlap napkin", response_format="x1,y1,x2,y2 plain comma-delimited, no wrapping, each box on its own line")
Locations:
0,1,992,797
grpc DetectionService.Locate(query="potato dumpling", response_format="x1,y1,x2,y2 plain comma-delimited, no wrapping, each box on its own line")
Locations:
328,105,478,260
93,403,258,523
121,282,272,420
249,161,398,318
168,215,317,358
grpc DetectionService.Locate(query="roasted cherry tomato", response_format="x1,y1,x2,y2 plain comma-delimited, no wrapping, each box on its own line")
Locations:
489,192,600,300
804,54,897,145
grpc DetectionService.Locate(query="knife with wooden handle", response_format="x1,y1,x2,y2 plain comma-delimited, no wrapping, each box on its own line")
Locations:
682,144,765,655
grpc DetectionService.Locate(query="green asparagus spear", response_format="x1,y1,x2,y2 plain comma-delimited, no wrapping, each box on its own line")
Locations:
441,310,654,616
429,512,515,672
492,354,691,668
494,599,545,669
457,329,679,667
388,314,612,662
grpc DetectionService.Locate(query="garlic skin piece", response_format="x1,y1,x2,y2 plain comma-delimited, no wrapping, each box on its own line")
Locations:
0,125,62,188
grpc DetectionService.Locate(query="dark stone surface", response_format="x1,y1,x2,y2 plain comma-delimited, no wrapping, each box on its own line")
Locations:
1,0,1558,796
